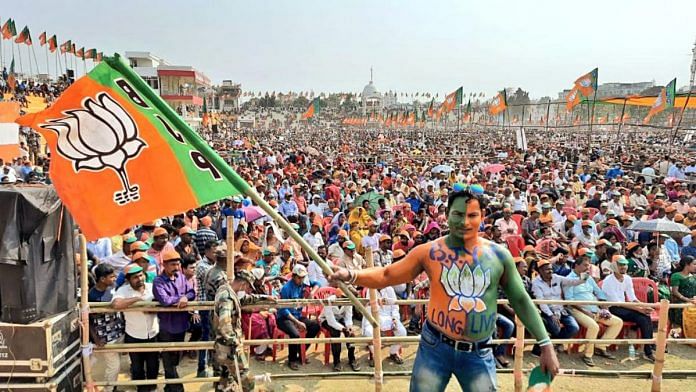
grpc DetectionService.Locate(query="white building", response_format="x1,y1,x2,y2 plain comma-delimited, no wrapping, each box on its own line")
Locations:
124,51,169,93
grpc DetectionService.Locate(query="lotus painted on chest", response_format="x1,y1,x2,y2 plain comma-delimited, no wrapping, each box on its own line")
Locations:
440,262,491,313
42,92,147,205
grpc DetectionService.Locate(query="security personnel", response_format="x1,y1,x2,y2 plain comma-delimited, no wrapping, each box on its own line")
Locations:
213,265,272,391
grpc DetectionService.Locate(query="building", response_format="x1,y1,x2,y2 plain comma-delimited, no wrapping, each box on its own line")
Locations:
125,51,169,93
214,80,242,112
125,51,212,123
361,68,384,115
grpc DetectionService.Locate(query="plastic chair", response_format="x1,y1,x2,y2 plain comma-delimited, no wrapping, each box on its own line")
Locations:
632,277,665,328
511,214,524,229
505,235,525,257
312,287,339,365
271,327,307,363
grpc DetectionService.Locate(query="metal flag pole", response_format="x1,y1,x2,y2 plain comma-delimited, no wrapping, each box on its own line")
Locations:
669,90,692,154
614,98,628,153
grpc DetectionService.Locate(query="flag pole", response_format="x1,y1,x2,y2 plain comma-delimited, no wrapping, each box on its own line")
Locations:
588,88,598,150
44,42,50,79
544,101,551,135
614,98,628,153
105,54,379,329
669,90,692,154
30,45,41,77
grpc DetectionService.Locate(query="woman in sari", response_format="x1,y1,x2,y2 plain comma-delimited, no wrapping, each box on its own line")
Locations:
238,268,277,360
669,256,696,336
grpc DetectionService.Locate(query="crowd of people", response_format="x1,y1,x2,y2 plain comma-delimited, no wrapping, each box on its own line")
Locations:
74,113,696,392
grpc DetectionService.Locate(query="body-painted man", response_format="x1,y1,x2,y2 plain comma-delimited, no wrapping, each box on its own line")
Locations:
330,187,559,392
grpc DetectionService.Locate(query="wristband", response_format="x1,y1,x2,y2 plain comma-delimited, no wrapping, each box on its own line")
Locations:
348,269,358,285
538,337,552,347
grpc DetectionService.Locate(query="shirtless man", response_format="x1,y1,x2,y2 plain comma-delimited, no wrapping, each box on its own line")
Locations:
330,186,559,392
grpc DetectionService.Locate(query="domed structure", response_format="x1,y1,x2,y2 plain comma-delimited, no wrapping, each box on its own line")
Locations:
361,68,383,115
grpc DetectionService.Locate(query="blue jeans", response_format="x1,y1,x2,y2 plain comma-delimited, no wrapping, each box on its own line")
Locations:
494,314,515,357
410,321,497,392
541,312,579,339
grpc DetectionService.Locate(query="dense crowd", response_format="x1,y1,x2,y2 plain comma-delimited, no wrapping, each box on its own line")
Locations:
3,96,696,388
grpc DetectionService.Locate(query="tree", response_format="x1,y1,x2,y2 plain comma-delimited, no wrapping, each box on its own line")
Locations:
508,88,531,106
292,95,309,109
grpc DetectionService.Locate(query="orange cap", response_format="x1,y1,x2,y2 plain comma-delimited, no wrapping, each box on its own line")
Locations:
153,227,168,237
200,216,212,227
179,226,195,235
606,219,619,226
162,249,181,262
537,259,551,268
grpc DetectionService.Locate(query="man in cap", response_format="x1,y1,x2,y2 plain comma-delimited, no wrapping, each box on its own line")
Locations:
521,206,541,245
551,200,566,224
360,221,382,255
277,265,321,370
112,264,160,391
195,216,219,252
601,255,656,362
148,226,176,270
221,196,246,237
152,250,196,392
175,226,200,260
339,240,365,271
302,220,324,251
212,266,273,391
101,233,137,274
195,239,220,377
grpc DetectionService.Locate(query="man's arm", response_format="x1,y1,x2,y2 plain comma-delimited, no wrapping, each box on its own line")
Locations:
498,248,549,342
354,245,424,288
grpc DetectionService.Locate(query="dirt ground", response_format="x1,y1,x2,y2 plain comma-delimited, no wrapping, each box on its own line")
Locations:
99,339,696,391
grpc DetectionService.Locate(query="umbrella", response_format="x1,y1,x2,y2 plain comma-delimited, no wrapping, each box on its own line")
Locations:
354,191,384,217
627,219,689,235
431,164,454,174
242,206,268,223
302,146,321,156
483,163,506,175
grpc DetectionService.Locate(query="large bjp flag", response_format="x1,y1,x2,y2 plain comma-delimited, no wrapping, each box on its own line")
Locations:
17,54,249,239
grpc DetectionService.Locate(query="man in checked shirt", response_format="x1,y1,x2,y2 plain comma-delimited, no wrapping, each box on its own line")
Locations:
194,239,221,377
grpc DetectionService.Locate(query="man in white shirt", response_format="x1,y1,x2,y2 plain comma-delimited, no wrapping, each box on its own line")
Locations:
494,208,519,240
360,222,382,255
551,201,566,225
607,192,625,217
308,245,329,287
629,187,649,210
361,286,406,367
641,165,656,185
112,265,160,390
307,195,326,217
601,255,655,362
302,222,324,251
319,289,360,371
510,189,528,214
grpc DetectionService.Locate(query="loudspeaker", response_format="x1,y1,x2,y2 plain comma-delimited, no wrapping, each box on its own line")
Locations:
0,185,76,324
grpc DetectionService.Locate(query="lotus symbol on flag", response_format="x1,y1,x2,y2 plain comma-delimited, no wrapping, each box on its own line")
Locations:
440,263,491,313
43,93,147,205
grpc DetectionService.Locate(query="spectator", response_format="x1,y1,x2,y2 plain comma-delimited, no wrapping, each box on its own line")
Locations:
602,255,655,362
152,250,195,392
319,288,360,371
361,285,406,367
563,256,623,367
88,264,124,392
276,265,321,370
112,264,159,392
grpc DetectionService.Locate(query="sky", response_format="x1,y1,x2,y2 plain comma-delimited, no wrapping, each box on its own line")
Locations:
8,0,696,99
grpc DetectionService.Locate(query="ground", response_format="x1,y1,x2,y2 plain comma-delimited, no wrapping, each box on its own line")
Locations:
98,338,696,391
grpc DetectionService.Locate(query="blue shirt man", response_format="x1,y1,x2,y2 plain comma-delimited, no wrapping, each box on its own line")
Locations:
279,195,299,218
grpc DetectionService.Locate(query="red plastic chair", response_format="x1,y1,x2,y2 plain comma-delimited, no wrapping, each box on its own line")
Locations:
632,277,665,328
505,235,525,257
271,327,307,363
312,287,339,365
511,214,524,229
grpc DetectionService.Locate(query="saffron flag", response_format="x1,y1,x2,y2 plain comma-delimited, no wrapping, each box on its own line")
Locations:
427,98,434,117
1,19,15,40
14,26,31,45
39,31,46,46
60,40,71,54
302,97,320,119
76,47,85,59
643,78,676,124
16,54,249,239
489,90,507,115
574,68,598,97
48,35,58,52
7,58,16,90
441,87,463,113
565,87,581,111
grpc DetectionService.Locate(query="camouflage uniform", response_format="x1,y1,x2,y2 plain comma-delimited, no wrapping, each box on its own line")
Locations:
213,274,270,392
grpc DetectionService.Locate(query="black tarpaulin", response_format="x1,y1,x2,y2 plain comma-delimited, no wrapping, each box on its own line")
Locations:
0,185,76,323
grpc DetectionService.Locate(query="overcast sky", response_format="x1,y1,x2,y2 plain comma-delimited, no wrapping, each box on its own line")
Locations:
9,0,696,98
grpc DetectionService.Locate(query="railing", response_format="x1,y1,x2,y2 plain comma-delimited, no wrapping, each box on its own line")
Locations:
82,296,696,391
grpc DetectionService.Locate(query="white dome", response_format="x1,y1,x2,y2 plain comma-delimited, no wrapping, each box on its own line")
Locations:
362,81,381,100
